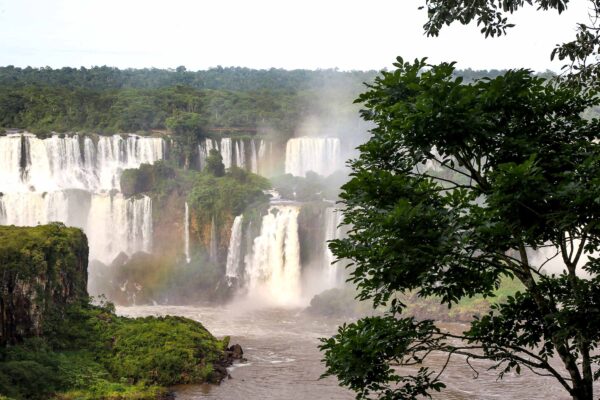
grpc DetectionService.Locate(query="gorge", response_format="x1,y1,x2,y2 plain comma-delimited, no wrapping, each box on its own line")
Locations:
0,132,348,308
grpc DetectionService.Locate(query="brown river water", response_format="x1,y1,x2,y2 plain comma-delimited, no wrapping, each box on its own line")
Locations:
117,304,587,400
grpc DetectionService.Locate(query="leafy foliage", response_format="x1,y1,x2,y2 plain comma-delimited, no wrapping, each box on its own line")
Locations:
205,149,226,177
322,58,600,400
0,299,226,400
188,166,270,226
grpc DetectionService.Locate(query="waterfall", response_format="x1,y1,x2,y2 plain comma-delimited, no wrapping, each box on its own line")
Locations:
0,133,163,264
200,137,267,175
0,135,26,191
225,215,244,284
209,216,218,264
324,207,344,288
220,138,233,169
86,194,153,263
244,205,302,306
285,137,341,177
97,135,164,191
236,140,246,169
184,202,191,263
0,191,70,227
250,140,258,174
83,137,96,171
0,196,5,225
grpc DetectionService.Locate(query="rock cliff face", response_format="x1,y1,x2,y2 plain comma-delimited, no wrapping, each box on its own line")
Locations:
0,223,88,345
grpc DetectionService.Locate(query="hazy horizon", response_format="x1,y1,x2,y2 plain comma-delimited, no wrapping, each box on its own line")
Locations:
0,0,592,73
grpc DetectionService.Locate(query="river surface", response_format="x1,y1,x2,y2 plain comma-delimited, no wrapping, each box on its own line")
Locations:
117,305,582,400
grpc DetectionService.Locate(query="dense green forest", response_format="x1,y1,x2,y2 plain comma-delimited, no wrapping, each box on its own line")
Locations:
0,66,528,136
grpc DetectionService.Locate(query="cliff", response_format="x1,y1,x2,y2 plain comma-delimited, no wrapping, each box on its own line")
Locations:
0,223,88,345
0,224,244,400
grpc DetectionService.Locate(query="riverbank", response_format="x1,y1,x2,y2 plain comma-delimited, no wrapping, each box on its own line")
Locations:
118,304,577,400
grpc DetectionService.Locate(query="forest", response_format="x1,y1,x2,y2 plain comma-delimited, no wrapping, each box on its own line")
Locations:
0,65,525,136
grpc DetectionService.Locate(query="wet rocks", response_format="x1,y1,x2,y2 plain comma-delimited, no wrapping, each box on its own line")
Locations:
212,343,247,383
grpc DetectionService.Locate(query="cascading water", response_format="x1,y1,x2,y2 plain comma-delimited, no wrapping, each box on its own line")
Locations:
285,137,341,177
0,133,164,264
198,138,265,174
86,193,153,262
244,205,302,306
323,207,344,288
198,138,215,171
184,202,191,263
220,138,233,169
0,135,24,191
249,140,259,174
225,215,244,285
235,140,245,169
97,134,164,191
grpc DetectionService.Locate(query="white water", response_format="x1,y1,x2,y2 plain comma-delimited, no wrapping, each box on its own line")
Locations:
198,138,216,171
235,140,245,169
244,205,302,306
221,138,233,169
184,202,191,263
323,207,344,288
86,194,153,262
250,140,258,174
0,133,163,264
198,138,264,174
285,137,341,177
0,133,164,193
225,215,244,284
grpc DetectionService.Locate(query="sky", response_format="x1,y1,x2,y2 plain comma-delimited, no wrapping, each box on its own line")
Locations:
0,0,592,72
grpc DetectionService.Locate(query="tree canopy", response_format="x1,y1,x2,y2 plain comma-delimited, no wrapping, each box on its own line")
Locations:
321,58,600,400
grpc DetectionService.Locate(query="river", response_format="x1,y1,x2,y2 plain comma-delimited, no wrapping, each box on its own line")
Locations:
117,305,581,400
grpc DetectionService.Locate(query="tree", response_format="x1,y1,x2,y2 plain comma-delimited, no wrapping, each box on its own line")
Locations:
420,0,600,88
205,149,225,177
320,58,600,400
166,111,206,169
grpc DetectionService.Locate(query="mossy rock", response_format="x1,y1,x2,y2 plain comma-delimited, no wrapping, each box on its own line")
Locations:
0,223,88,345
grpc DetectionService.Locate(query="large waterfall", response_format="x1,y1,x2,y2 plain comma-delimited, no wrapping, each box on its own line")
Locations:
229,202,348,306
225,215,244,284
285,137,341,177
244,205,302,306
0,133,164,264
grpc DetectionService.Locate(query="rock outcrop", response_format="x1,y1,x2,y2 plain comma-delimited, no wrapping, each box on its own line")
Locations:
0,223,88,345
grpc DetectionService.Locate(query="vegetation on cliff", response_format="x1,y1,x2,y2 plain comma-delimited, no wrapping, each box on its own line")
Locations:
1,300,229,400
0,224,233,400
0,223,88,345
97,160,270,305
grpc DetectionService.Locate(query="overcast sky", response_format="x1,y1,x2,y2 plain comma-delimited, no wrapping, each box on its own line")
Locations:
0,0,592,72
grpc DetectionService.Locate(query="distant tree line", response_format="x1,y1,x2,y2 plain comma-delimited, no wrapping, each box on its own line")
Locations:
0,65,536,136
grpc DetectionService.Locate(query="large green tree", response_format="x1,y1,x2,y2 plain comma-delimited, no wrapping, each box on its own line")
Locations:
321,58,600,400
